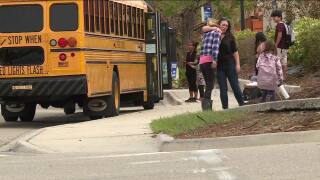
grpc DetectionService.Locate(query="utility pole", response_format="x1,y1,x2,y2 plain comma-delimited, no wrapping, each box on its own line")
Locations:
240,0,245,30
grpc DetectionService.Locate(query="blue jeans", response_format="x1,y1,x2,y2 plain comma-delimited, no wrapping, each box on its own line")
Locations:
260,89,276,102
217,64,244,109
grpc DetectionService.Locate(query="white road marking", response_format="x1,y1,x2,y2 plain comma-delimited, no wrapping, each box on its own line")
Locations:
0,154,10,157
192,149,227,164
217,170,235,180
130,160,162,165
210,167,232,171
193,168,207,174
76,149,222,160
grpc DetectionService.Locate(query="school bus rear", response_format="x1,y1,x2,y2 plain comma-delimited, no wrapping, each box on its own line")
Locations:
0,1,86,122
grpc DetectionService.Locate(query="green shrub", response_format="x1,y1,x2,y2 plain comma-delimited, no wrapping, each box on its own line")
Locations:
178,68,187,88
288,17,320,67
235,29,256,65
266,29,275,41
235,29,255,41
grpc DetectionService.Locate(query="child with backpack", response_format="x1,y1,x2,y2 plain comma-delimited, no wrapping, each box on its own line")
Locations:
271,10,295,80
256,40,284,102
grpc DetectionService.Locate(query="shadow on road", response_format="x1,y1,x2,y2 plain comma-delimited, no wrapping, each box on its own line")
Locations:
0,107,144,129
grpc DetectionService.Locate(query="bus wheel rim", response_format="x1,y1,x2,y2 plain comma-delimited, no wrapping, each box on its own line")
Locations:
115,82,120,109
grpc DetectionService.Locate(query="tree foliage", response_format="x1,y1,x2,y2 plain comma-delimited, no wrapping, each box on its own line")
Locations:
258,0,320,22
289,17,320,67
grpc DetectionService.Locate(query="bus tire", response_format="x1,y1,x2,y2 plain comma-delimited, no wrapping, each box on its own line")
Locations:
143,98,154,110
1,105,18,122
64,102,76,115
20,103,36,122
106,72,120,117
84,97,107,120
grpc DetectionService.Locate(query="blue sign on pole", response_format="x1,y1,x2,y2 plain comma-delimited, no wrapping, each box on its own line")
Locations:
201,3,213,22
171,62,177,80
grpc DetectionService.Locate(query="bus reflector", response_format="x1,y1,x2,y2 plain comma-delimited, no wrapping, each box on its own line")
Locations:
59,53,67,61
50,39,57,47
58,38,68,48
68,37,77,47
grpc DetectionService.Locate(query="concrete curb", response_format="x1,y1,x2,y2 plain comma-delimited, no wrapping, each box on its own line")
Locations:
230,98,320,112
0,128,54,154
164,91,184,105
160,130,320,152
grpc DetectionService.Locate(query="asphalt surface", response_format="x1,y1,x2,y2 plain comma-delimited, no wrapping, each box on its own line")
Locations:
0,142,319,180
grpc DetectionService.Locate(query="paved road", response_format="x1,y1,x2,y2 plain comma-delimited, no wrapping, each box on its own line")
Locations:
0,106,144,148
0,142,319,180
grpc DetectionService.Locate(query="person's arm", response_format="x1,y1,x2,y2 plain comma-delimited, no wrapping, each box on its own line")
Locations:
275,24,284,48
202,26,222,33
234,51,241,74
275,32,282,48
230,37,241,73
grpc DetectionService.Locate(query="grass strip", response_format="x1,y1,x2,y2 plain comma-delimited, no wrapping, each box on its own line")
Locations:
150,110,247,137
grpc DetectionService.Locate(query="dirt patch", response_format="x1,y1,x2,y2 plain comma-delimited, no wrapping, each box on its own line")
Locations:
177,111,320,139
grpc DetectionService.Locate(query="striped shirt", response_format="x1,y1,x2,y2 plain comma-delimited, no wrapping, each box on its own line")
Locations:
200,30,221,61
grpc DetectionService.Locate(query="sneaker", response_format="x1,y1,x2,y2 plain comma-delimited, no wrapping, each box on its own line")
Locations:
185,98,193,102
189,98,197,102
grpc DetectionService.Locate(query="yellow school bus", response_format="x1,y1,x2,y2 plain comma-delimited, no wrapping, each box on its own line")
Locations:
0,0,163,122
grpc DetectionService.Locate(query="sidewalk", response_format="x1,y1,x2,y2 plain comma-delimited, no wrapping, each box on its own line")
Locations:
7,89,239,154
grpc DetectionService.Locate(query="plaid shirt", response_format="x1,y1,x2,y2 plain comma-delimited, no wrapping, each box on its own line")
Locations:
200,30,221,61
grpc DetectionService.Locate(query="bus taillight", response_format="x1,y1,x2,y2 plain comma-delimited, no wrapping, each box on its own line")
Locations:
58,38,68,48
68,37,77,47
59,53,67,61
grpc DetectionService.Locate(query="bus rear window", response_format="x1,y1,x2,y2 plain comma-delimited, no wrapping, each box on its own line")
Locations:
0,46,44,66
50,3,78,31
0,5,43,33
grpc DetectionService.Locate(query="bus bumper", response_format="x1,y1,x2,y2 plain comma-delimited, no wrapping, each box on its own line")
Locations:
0,75,87,98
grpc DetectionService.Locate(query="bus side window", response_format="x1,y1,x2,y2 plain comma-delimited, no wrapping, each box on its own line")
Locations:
132,7,136,38
142,10,145,39
119,3,123,36
110,1,114,34
137,9,141,39
114,2,119,35
105,0,110,34
84,0,89,32
100,0,105,34
94,0,100,32
123,5,127,36
89,0,94,32
127,6,132,37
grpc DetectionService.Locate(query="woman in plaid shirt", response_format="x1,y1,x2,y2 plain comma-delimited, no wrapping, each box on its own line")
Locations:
199,19,221,111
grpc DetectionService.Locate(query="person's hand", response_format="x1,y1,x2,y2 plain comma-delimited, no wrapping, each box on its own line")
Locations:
236,64,241,74
211,61,217,69
278,79,284,86
215,27,222,33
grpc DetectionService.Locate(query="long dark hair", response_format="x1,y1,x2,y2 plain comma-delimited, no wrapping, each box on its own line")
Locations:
189,41,198,54
255,32,267,53
218,17,234,40
263,40,277,55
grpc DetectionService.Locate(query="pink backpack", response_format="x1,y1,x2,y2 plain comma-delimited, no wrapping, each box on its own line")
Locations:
257,53,282,90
